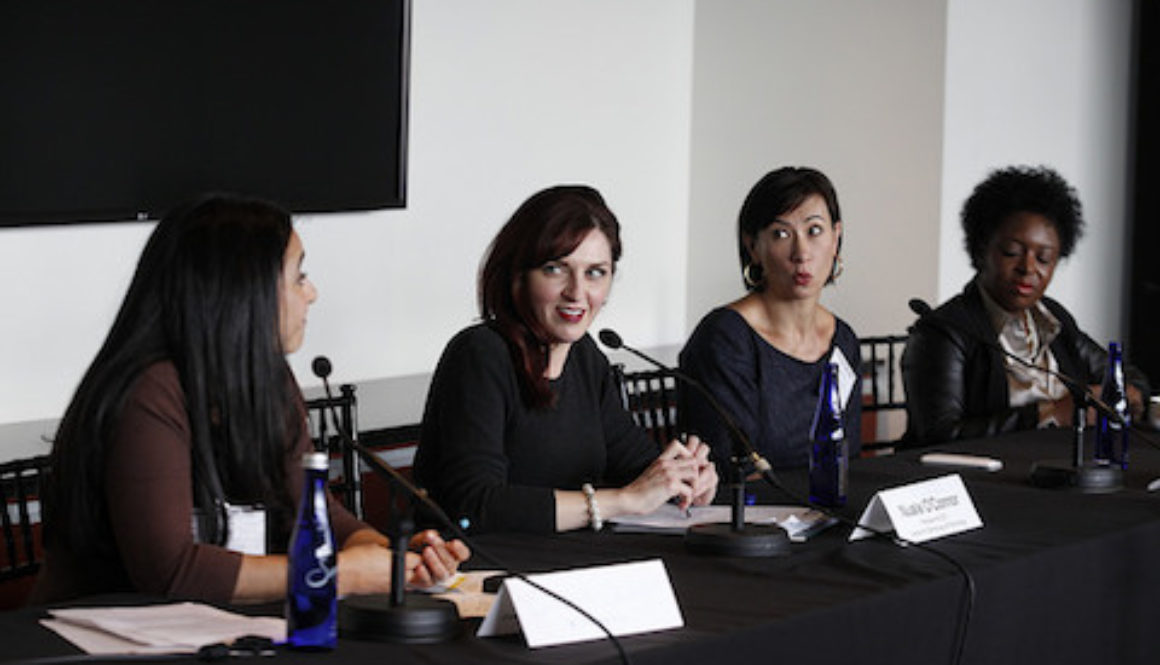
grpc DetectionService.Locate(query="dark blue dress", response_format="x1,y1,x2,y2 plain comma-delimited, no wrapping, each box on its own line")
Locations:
679,307,862,469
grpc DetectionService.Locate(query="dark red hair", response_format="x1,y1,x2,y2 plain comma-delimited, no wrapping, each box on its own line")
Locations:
479,185,622,408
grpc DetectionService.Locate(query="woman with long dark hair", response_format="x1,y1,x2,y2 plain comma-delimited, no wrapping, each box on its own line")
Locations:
414,185,718,534
34,194,468,604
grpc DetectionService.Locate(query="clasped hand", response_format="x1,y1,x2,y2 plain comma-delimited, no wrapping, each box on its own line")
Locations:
623,434,718,515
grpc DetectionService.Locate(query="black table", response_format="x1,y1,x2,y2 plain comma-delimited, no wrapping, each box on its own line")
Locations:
5,429,1160,664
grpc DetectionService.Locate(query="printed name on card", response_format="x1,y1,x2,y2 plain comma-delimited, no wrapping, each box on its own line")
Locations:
850,474,983,543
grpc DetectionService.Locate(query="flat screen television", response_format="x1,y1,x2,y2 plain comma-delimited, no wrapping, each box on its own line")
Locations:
0,0,409,226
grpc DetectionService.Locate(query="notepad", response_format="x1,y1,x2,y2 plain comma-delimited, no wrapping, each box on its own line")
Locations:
609,503,836,541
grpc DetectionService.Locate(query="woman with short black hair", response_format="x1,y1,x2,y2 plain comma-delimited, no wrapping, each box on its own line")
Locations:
679,167,863,469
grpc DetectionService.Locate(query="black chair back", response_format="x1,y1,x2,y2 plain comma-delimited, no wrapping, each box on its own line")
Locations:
858,334,908,453
859,334,908,412
611,364,679,449
1,454,49,584
305,384,364,520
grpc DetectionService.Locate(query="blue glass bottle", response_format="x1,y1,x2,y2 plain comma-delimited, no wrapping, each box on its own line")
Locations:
286,452,337,650
809,363,848,507
1094,342,1130,469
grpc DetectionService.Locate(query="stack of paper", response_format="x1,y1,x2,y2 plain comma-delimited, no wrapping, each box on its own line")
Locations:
609,503,838,541
41,602,284,655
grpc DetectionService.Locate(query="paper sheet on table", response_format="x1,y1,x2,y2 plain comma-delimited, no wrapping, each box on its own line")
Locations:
430,570,503,618
41,602,284,655
608,503,837,541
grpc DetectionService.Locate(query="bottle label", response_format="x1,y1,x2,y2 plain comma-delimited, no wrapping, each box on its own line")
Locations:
305,558,336,589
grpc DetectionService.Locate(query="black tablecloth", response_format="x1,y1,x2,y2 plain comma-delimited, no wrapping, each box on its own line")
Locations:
5,428,1160,664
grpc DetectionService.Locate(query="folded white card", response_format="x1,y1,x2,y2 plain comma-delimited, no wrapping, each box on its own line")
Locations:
850,473,983,543
830,347,857,410
477,559,683,648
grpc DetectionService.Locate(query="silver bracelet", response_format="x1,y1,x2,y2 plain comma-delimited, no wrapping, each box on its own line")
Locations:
581,482,603,531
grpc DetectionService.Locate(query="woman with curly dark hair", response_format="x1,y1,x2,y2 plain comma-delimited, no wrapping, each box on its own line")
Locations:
414,185,717,534
902,166,1149,444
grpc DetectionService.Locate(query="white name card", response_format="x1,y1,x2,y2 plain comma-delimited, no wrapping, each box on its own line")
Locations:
850,473,983,543
477,559,683,648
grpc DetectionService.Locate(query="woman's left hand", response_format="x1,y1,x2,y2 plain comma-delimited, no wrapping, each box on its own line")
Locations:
404,530,471,589
683,435,718,506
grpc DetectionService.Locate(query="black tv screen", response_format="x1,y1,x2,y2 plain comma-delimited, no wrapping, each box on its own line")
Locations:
0,0,409,226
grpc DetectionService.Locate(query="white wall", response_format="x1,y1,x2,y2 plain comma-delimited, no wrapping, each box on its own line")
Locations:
0,0,696,457
940,0,1135,344
0,0,1138,459
685,0,947,339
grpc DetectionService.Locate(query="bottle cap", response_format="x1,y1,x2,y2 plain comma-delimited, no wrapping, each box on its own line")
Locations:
302,452,329,470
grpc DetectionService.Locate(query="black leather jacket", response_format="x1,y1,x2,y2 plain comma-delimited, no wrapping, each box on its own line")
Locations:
901,281,1148,445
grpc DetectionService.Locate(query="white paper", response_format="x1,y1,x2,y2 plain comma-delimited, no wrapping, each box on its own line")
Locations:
431,570,502,619
830,346,858,411
477,559,683,648
43,603,284,655
850,474,983,543
609,503,834,541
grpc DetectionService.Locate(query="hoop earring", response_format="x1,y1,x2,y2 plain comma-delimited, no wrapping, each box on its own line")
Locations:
830,255,844,282
743,263,764,289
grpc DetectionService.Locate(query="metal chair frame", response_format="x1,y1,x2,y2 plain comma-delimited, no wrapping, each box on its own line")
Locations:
0,454,49,583
305,384,364,520
611,364,679,449
859,334,908,412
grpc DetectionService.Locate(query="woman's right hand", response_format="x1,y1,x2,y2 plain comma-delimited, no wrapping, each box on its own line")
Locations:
335,542,396,596
619,440,700,515
336,532,471,596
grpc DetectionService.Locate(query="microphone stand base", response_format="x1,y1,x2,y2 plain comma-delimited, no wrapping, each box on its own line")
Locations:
1029,459,1122,494
339,593,460,644
685,522,790,557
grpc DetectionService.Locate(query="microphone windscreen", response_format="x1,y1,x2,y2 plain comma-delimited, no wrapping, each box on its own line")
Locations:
597,329,623,350
908,298,933,317
311,356,333,380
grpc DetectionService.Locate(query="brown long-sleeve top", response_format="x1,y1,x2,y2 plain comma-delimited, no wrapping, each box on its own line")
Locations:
32,361,365,604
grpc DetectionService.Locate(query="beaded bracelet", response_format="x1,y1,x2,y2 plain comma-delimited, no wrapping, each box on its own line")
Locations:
581,482,603,531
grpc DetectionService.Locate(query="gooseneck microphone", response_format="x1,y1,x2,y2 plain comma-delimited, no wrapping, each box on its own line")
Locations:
598,331,976,665
597,329,771,474
310,357,633,664
311,356,460,643
908,298,1123,424
600,329,790,557
907,298,1122,492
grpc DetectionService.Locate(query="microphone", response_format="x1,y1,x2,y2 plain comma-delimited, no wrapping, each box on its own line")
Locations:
600,334,978,663
310,357,460,643
598,329,771,474
908,298,1123,492
598,329,790,557
311,356,332,380
310,357,634,662
908,299,1123,424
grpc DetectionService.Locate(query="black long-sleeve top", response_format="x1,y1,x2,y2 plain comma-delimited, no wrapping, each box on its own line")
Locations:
414,324,658,534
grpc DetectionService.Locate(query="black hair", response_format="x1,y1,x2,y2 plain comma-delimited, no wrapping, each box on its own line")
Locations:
961,165,1084,270
737,167,842,290
44,193,299,559
479,185,622,409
